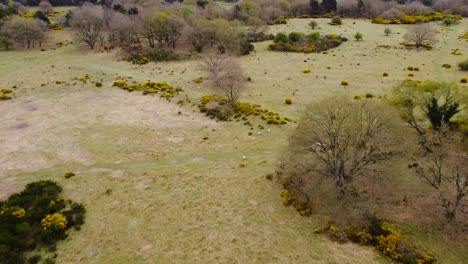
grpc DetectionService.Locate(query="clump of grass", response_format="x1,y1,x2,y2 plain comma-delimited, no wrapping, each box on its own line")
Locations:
303,68,311,73
458,59,468,71
64,171,75,179
285,97,293,104
192,77,203,83
341,80,348,86
383,72,389,76
442,63,451,69
354,95,362,100
408,72,414,77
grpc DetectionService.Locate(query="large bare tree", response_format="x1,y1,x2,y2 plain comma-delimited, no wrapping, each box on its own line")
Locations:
200,53,247,107
404,24,436,49
288,98,399,199
410,126,467,222
70,5,105,49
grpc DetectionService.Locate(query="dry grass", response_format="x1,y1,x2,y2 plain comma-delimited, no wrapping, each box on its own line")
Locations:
0,18,467,263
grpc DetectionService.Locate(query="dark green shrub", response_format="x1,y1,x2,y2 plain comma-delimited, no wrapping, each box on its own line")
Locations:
458,59,468,71
308,32,320,41
330,16,342,25
309,20,318,29
0,180,85,263
274,33,289,44
288,32,301,42
33,10,50,24
354,32,363,41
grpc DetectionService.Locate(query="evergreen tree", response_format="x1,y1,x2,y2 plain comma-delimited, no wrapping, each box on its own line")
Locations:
321,0,337,13
309,0,322,15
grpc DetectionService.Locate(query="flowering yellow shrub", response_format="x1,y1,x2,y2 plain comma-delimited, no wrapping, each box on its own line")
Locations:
49,23,63,30
281,189,296,206
1,88,13,94
113,79,183,98
11,207,26,218
373,12,460,24
41,213,68,231
192,77,203,83
375,222,402,260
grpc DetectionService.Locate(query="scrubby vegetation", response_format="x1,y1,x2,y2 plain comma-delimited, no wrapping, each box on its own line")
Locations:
113,79,184,99
198,95,290,126
269,32,347,53
0,180,85,263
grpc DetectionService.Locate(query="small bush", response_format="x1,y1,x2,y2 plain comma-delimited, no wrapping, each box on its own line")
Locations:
414,67,420,71
0,94,12,100
354,32,363,41
383,72,389,76
384,28,392,36
288,32,301,42
330,16,342,25
354,95,362,100
303,68,311,73
1,88,13,93
95,82,102,87
461,78,467,83
273,33,289,44
408,72,414,77
55,80,62,84
285,97,293,104
341,80,348,86
309,20,318,29
64,171,75,178
407,66,414,71
365,93,374,98
192,77,204,83
458,59,468,71
308,32,320,41
442,63,451,69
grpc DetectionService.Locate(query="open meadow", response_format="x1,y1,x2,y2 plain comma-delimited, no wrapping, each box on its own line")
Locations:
0,15,467,263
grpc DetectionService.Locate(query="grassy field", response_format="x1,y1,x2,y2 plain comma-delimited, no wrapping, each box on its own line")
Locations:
0,18,467,263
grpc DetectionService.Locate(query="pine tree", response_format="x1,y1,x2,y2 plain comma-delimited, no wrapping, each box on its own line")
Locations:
309,0,322,15
321,0,337,13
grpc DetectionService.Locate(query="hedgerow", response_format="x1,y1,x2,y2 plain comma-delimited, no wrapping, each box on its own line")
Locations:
373,12,462,25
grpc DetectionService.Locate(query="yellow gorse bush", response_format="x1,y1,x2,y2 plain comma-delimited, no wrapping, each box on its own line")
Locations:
11,207,26,218
113,79,183,98
41,212,68,231
373,12,461,24
375,222,402,260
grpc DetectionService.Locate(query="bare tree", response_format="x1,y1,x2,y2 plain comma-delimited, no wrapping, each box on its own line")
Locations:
200,53,247,107
410,126,467,222
70,5,105,49
142,11,185,49
0,17,47,48
109,12,140,53
404,24,436,49
288,98,399,199
39,0,54,14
